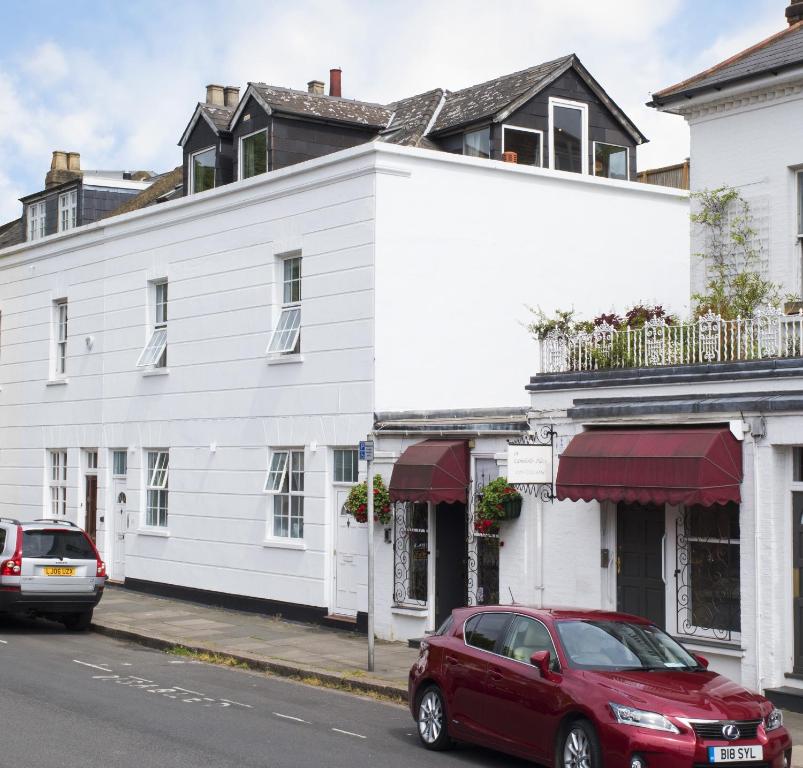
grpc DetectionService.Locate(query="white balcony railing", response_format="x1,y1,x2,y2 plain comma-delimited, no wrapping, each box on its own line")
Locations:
538,306,803,374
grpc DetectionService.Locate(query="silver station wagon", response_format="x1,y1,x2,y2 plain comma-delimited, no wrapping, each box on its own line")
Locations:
0,518,107,630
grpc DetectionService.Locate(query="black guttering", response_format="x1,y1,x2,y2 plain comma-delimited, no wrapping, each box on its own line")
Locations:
527,357,803,392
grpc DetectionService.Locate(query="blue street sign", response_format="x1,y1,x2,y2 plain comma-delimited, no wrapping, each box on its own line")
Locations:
359,440,374,461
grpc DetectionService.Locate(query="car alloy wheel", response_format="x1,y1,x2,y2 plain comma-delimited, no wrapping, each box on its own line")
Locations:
563,726,592,768
419,689,443,744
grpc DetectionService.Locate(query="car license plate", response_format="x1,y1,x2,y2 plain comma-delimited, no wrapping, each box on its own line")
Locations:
44,566,75,576
708,746,762,763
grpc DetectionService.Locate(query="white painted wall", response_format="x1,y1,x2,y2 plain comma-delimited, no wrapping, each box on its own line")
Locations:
373,144,691,412
671,75,803,300
0,148,378,610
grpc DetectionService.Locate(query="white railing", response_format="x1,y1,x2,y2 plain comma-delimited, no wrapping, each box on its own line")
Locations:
538,307,803,374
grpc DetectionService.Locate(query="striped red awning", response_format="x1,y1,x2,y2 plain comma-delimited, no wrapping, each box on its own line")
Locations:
556,428,742,507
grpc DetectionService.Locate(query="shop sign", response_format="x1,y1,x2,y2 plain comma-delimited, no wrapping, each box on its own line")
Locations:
507,443,553,485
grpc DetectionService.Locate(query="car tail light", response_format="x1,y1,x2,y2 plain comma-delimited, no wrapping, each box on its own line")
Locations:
81,531,106,579
1,527,23,576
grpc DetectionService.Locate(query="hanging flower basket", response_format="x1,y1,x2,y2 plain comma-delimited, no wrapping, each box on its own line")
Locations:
474,476,522,532
345,474,392,526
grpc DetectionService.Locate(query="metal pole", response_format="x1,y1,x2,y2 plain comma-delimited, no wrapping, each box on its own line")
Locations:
366,436,375,672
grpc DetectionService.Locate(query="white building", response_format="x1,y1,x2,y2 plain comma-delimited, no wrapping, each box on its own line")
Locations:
0,140,689,634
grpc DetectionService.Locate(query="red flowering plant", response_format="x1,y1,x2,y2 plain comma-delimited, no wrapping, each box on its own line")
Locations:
345,474,392,525
474,476,522,533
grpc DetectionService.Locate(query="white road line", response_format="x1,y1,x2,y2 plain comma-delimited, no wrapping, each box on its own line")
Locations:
0,639,7,644
173,686,204,696
73,660,112,672
332,728,367,739
272,712,310,724
220,698,252,709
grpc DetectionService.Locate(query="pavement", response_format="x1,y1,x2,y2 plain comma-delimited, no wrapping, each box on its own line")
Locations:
93,585,803,765
93,584,416,701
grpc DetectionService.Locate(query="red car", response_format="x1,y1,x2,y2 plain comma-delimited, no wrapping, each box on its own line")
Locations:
408,606,792,768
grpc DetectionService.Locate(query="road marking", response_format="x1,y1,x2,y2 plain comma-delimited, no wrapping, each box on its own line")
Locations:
73,660,112,672
220,698,252,709
0,639,7,644
332,728,366,739
272,712,310,723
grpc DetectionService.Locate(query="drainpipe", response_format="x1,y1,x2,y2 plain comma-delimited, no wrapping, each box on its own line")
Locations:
752,433,763,692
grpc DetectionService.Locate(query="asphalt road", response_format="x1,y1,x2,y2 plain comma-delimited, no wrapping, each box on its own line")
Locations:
0,615,534,768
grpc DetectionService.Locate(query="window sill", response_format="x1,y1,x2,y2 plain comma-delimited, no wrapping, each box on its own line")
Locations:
46,378,69,387
263,537,307,550
137,527,170,538
142,368,170,377
672,635,744,655
266,354,304,366
391,605,429,617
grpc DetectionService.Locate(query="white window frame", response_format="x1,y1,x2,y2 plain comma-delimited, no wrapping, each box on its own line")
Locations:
593,141,630,181
58,189,77,232
333,448,359,485
267,255,302,356
502,124,544,167
548,97,589,175
53,299,68,377
264,449,305,540
189,146,216,194
137,280,168,368
85,449,98,473
48,449,68,517
145,449,169,528
239,128,268,181
112,450,128,478
28,200,46,241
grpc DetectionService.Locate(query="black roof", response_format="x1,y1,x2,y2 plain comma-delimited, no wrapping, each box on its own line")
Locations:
0,218,23,249
651,21,803,106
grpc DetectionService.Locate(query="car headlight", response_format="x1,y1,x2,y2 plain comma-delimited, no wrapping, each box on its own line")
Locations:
765,709,783,732
610,703,680,733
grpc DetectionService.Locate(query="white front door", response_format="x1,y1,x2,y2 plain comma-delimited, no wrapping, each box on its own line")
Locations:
111,485,128,581
334,488,367,616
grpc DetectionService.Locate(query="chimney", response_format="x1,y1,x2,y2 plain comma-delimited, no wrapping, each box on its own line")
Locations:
307,80,325,95
329,68,342,98
223,86,240,107
502,151,518,163
787,0,803,25
205,84,225,106
46,150,82,189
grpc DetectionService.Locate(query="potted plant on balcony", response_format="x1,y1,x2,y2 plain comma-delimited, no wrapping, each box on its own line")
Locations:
474,477,522,533
345,474,392,525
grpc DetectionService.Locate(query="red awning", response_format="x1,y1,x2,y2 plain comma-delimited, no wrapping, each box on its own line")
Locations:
556,428,742,507
389,439,470,504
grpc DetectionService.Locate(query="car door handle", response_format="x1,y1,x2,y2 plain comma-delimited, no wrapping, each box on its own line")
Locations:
445,655,458,666
489,670,503,682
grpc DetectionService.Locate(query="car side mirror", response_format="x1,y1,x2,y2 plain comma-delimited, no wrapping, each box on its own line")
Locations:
692,653,709,669
530,650,552,677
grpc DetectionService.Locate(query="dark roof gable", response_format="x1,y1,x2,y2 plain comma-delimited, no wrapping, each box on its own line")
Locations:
178,103,235,147
651,20,803,106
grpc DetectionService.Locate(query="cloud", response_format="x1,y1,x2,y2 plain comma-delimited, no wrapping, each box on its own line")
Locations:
23,42,68,85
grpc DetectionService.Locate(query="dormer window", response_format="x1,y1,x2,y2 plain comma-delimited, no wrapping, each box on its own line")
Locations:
594,142,629,181
28,201,46,241
549,98,588,175
463,128,490,159
190,147,216,193
240,129,267,179
502,125,543,167
58,190,77,232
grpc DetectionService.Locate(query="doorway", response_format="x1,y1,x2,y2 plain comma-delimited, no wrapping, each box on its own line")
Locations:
112,491,127,581
435,502,468,628
794,493,803,673
616,502,666,628
84,475,98,541
334,487,367,617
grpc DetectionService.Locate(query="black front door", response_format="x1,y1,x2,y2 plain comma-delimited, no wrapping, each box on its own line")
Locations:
617,503,666,628
794,493,803,673
435,502,468,628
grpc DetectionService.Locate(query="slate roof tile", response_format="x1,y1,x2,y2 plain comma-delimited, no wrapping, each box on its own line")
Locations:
653,21,803,103
0,217,23,250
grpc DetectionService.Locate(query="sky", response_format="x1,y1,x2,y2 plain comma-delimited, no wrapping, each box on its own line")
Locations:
0,0,790,222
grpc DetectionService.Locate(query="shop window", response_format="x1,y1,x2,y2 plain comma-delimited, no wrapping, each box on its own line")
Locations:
393,502,428,606
676,503,740,640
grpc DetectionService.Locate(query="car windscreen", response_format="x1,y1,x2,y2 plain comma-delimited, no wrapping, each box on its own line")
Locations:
22,530,96,560
555,619,699,671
